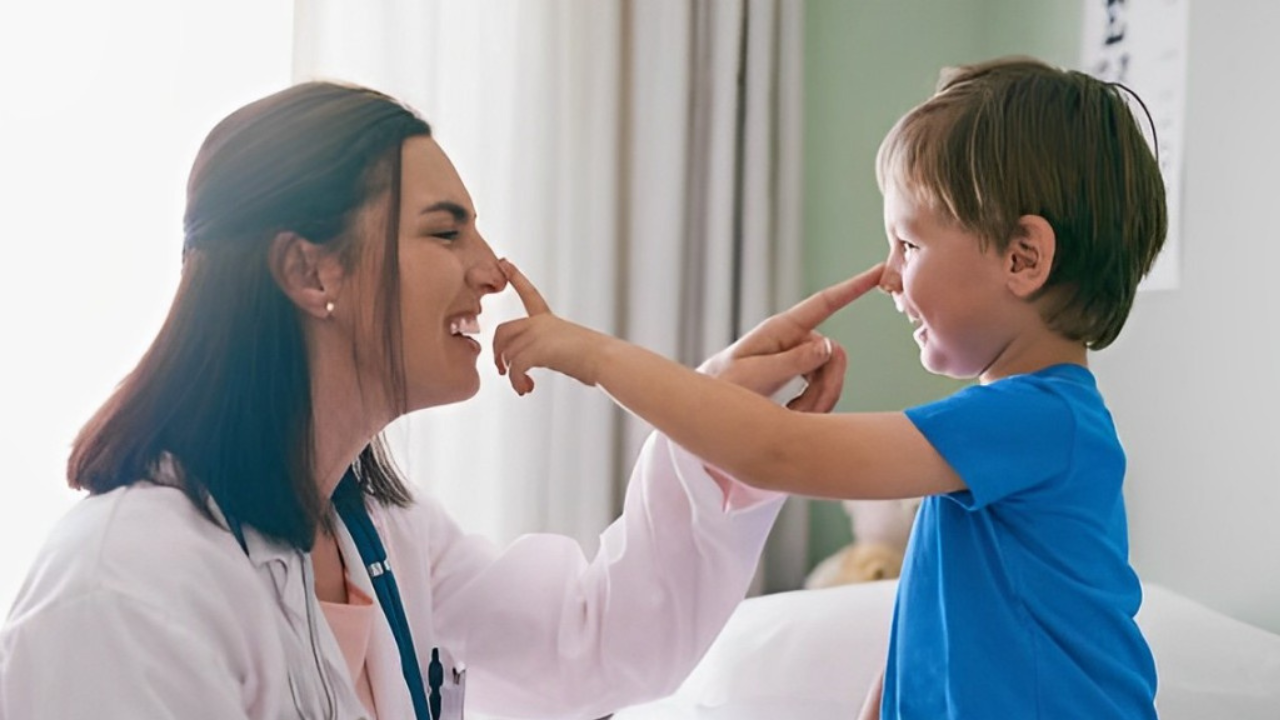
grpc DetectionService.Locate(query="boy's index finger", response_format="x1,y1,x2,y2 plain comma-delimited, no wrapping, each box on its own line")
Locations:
784,263,886,331
500,259,551,315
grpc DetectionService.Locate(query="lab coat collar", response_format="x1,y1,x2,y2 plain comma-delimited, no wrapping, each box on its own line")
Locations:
203,490,297,567
149,454,370,718
148,452,305,568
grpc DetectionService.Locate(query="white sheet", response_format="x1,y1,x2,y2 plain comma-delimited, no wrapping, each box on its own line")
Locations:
613,581,1280,720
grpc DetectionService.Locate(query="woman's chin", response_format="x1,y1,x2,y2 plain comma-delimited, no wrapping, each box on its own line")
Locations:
406,375,481,413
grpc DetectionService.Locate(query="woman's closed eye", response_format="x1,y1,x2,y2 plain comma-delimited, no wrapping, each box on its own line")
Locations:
430,229,461,243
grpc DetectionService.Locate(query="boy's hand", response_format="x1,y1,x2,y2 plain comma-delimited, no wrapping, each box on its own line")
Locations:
493,260,615,395
699,264,885,413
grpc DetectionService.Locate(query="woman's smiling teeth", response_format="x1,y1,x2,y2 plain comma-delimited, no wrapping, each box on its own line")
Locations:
449,314,482,355
449,315,480,336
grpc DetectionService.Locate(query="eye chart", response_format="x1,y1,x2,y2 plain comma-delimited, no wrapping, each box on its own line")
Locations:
1081,0,1190,291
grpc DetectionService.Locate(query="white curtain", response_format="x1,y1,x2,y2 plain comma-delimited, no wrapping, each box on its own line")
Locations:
294,0,808,586
620,0,808,591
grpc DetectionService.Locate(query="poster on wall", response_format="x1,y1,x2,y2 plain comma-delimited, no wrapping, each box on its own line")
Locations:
1080,0,1190,291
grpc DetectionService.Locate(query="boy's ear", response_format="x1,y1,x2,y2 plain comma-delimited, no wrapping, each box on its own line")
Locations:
268,231,343,319
1005,215,1056,299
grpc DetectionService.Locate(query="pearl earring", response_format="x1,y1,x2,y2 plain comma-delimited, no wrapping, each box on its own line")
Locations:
325,300,335,316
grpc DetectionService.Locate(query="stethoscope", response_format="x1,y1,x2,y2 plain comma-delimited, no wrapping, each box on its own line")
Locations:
229,469,446,720
332,469,442,720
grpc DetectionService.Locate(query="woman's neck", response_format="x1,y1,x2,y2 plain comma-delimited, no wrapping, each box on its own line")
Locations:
306,334,393,501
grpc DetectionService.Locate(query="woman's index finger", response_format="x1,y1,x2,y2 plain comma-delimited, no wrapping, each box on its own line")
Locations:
784,263,885,331
500,259,551,315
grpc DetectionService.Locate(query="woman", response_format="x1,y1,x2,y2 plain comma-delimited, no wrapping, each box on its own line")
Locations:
0,81,847,719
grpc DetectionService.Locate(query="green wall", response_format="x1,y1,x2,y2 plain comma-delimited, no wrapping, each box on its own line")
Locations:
801,0,1082,568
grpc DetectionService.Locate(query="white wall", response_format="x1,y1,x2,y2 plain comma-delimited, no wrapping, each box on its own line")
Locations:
0,1,294,615
1091,0,1280,633
981,0,1280,634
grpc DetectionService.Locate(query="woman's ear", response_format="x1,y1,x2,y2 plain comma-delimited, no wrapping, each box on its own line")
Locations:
1005,215,1056,299
268,232,343,319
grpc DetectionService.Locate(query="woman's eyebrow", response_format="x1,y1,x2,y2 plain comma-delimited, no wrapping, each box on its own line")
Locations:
418,201,472,223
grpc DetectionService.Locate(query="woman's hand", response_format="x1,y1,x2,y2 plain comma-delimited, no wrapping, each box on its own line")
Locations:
700,332,844,414
700,263,885,414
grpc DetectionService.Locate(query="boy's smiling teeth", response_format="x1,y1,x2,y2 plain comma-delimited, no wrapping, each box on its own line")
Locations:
894,301,922,327
891,294,921,327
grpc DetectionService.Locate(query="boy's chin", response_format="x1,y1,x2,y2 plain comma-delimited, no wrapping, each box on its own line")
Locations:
920,352,980,381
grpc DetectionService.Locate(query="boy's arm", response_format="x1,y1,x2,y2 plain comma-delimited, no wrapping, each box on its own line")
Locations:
493,261,964,500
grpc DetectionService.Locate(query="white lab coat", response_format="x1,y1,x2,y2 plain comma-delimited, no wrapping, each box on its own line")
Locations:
0,433,783,720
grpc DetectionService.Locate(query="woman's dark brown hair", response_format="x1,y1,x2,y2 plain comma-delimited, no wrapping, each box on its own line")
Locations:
68,81,430,549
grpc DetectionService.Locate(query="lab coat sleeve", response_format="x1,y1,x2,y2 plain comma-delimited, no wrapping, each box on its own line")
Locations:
0,590,251,720
426,432,786,719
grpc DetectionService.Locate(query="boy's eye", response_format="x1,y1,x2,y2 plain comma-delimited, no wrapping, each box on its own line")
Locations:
899,240,918,255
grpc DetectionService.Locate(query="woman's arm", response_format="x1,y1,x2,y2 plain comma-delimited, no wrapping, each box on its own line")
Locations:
421,432,785,718
1,581,259,720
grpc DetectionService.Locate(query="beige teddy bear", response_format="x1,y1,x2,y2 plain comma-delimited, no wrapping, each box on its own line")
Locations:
804,499,920,589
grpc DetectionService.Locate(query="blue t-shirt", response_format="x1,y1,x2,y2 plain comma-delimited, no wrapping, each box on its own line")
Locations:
883,364,1157,719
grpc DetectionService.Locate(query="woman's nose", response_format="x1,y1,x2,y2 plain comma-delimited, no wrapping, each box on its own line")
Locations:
468,233,508,294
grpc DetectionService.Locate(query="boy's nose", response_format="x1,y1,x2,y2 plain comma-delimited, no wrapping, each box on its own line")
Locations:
878,261,902,295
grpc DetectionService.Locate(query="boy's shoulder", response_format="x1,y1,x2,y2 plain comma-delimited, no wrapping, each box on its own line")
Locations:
999,362,1096,388
910,364,1122,509
907,364,1112,479
919,363,1098,420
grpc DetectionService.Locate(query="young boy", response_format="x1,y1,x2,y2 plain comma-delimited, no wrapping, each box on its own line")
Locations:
494,56,1166,719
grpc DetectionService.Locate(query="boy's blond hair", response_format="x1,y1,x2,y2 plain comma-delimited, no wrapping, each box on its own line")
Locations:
876,56,1167,350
